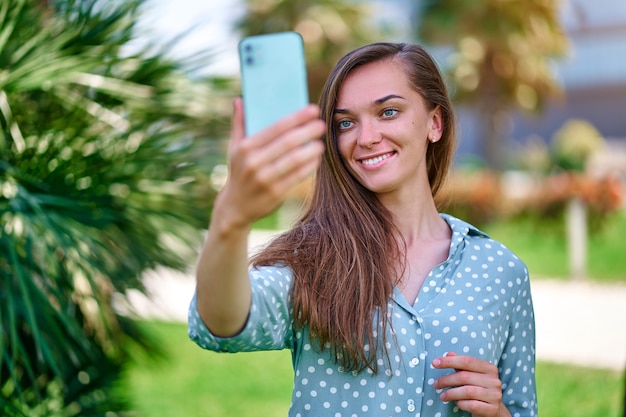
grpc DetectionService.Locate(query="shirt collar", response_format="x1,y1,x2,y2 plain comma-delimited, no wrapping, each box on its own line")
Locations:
439,213,489,240
390,214,490,313
438,213,489,263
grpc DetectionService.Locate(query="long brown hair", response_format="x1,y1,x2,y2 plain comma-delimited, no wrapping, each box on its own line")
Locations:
251,43,456,373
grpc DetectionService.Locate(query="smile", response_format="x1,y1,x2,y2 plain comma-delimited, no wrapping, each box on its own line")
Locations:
360,152,394,166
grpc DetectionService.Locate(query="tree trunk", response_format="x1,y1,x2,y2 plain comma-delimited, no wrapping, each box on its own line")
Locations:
477,49,510,172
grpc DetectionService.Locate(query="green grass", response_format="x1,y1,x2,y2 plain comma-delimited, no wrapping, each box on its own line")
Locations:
121,321,625,417
121,321,292,417
481,210,626,283
536,362,624,417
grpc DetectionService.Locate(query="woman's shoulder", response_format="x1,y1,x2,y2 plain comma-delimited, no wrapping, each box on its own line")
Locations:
250,264,294,280
441,213,528,270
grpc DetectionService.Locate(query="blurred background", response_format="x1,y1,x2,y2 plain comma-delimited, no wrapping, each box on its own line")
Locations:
1,0,624,416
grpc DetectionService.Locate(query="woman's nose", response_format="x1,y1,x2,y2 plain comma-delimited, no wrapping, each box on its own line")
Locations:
356,120,382,148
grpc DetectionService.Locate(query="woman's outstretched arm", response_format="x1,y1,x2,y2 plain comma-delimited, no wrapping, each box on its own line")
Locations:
195,98,325,337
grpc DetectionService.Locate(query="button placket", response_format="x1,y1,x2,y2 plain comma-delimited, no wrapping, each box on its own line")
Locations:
407,398,416,412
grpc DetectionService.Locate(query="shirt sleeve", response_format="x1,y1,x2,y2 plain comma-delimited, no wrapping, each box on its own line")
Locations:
499,261,538,417
188,265,294,353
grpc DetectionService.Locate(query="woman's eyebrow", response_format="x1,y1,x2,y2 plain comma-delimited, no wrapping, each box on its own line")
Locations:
334,94,406,115
374,94,405,105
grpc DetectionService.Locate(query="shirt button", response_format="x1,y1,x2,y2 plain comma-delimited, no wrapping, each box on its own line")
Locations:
408,404,416,412
410,357,419,366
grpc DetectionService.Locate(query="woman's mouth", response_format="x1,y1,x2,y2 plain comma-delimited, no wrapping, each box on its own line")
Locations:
360,152,395,166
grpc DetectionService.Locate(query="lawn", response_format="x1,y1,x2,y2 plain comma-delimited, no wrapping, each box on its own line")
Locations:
121,321,625,417
483,209,626,282
122,321,292,417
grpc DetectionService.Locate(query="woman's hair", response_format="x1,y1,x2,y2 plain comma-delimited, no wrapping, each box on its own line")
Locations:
251,42,456,373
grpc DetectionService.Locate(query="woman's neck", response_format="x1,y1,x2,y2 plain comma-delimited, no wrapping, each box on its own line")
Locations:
378,189,448,247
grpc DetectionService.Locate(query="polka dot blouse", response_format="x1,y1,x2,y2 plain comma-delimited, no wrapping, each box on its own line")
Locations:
188,214,537,416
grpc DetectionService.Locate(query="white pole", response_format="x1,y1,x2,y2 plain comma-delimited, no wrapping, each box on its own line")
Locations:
566,197,587,280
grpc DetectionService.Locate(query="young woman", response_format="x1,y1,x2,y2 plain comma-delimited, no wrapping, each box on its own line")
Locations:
189,42,537,417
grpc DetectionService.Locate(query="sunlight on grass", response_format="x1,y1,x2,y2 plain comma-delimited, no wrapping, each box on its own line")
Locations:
483,210,626,282
123,321,292,417
536,362,624,417
121,321,625,417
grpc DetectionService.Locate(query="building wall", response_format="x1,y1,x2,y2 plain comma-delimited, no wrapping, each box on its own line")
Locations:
513,84,626,144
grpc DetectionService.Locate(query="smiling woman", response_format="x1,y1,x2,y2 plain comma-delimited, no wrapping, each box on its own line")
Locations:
333,61,442,200
189,42,537,417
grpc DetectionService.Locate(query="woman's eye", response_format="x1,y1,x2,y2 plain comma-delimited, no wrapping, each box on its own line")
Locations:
337,120,353,130
382,108,398,118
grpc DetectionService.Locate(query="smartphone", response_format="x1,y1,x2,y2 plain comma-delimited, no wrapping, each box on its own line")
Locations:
238,31,309,136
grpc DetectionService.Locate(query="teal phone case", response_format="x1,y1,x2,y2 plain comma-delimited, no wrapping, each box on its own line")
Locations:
239,32,309,136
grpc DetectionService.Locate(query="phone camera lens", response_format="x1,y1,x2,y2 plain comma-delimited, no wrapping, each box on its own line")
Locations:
246,56,254,65
245,44,253,52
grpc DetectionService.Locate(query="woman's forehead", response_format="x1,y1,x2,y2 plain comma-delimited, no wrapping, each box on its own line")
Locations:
335,61,414,108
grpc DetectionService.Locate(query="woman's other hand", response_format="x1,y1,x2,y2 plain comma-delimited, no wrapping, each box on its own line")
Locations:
433,352,512,417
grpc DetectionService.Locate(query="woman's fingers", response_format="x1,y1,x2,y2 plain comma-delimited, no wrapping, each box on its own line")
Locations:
218,101,325,225
230,97,246,145
249,104,322,147
433,353,506,417
232,111,324,191
265,141,324,193
434,369,501,391
453,399,501,417
241,105,325,171
433,354,501,392
251,122,325,183
433,352,498,375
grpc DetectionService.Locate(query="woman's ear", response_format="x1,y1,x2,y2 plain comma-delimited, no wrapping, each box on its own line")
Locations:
428,106,444,143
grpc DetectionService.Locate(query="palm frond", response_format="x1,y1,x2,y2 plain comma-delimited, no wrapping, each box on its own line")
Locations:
1,0,233,412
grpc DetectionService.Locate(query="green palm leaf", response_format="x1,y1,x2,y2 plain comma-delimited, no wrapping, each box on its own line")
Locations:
1,0,233,413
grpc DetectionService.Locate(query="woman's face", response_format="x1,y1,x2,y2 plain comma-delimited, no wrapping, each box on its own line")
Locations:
334,59,443,200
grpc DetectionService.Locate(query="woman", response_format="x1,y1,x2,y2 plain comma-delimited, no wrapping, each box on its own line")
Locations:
189,42,537,417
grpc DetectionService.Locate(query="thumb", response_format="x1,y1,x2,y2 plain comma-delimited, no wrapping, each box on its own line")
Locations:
230,97,246,144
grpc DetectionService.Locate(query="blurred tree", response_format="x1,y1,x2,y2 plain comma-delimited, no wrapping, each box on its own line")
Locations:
552,118,605,172
237,0,386,102
0,0,233,414
417,0,568,171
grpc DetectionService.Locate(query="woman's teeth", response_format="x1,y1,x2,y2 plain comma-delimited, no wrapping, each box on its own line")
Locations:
362,152,392,166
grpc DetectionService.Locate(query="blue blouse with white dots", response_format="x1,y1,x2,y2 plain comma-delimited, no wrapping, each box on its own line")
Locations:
188,214,537,417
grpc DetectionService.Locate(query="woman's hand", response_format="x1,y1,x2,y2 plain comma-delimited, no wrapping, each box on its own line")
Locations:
433,352,511,417
214,98,326,232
